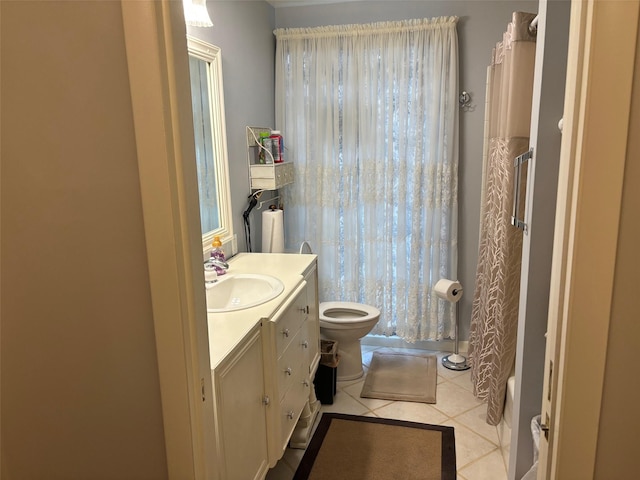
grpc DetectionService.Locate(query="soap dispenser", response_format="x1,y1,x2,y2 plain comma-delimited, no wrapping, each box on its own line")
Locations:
210,235,227,275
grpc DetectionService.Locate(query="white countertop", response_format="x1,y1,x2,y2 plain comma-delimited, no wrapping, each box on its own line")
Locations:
206,252,317,369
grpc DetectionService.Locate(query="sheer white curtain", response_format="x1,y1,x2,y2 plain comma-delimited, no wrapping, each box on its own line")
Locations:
275,18,459,342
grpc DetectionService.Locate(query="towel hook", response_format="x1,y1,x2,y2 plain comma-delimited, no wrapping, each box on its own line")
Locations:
459,91,474,112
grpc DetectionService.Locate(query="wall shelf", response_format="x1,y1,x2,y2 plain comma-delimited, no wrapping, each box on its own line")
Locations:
246,126,294,191
249,162,294,190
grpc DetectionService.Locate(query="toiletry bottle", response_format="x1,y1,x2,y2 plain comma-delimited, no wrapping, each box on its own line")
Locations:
263,137,274,164
258,131,270,164
270,130,284,163
210,235,227,275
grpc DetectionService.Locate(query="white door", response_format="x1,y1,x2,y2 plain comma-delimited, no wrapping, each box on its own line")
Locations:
537,1,639,478
122,1,218,479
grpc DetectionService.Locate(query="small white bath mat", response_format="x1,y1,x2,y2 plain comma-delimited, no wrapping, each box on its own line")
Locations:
361,351,437,404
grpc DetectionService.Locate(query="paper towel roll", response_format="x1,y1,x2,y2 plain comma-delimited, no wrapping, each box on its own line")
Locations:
262,208,284,253
434,279,463,303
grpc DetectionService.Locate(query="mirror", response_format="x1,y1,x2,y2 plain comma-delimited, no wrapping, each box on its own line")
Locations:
187,36,233,250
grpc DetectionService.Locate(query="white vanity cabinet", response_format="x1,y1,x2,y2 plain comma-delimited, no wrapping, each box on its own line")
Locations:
207,254,320,478
211,322,269,480
262,262,320,466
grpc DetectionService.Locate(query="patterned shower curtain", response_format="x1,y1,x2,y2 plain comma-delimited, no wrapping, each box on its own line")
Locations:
468,12,537,426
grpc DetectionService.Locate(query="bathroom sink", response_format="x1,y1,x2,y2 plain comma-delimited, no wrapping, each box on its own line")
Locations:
205,274,284,313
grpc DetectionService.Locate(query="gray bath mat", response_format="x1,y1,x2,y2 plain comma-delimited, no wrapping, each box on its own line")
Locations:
361,351,437,404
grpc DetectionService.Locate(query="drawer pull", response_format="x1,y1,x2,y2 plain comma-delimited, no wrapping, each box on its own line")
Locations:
282,328,290,338
262,395,270,406
285,367,292,376
287,411,295,420
303,380,309,387
302,340,309,349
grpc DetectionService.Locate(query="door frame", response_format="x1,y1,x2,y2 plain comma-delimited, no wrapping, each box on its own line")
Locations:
121,1,216,479
538,1,639,478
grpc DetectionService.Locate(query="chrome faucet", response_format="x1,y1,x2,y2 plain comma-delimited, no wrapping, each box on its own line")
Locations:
205,258,229,270
204,258,227,286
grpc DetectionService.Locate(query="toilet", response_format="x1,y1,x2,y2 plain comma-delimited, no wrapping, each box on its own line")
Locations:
299,242,380,381
319,301,380,381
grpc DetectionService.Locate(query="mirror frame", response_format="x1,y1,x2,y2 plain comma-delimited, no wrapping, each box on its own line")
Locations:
187,35,233,251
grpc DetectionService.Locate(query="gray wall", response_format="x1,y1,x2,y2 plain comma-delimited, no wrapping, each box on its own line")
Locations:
193,0,538,341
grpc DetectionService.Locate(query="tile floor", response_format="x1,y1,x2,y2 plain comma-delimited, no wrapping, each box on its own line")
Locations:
266,345,508,480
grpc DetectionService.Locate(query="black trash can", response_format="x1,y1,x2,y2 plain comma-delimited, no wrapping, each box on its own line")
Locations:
313,340,339,404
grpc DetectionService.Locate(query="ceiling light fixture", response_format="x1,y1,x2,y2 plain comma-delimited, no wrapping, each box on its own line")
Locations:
182,0,213,28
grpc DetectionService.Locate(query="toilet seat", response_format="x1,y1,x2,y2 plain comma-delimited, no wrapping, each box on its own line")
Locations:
319,301,380,326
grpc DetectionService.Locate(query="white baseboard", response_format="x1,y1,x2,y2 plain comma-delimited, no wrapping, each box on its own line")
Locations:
362,335,469,354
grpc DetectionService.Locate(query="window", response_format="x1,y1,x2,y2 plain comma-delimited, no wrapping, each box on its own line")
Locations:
187,36,233,250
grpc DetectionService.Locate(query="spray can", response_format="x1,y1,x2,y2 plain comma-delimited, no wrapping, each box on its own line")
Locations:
269,130,284,163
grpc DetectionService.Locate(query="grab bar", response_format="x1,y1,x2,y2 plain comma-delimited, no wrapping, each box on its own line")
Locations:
511,148,533,232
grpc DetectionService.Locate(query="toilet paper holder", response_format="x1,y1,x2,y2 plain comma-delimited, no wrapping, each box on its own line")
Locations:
434,279,470,371
250,189,280,211
258,195,280,210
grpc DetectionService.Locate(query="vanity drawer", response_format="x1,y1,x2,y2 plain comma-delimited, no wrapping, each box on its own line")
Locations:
276,329,303,400
301,318,320,375
277,370,311,453
249,162,294,190
273,289,307,355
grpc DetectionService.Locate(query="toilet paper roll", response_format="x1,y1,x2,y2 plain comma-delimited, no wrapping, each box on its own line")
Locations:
262,208,284,253
434,279,463,303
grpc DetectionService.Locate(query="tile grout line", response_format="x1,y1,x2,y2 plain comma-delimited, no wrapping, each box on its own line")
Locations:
457,446,506,476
